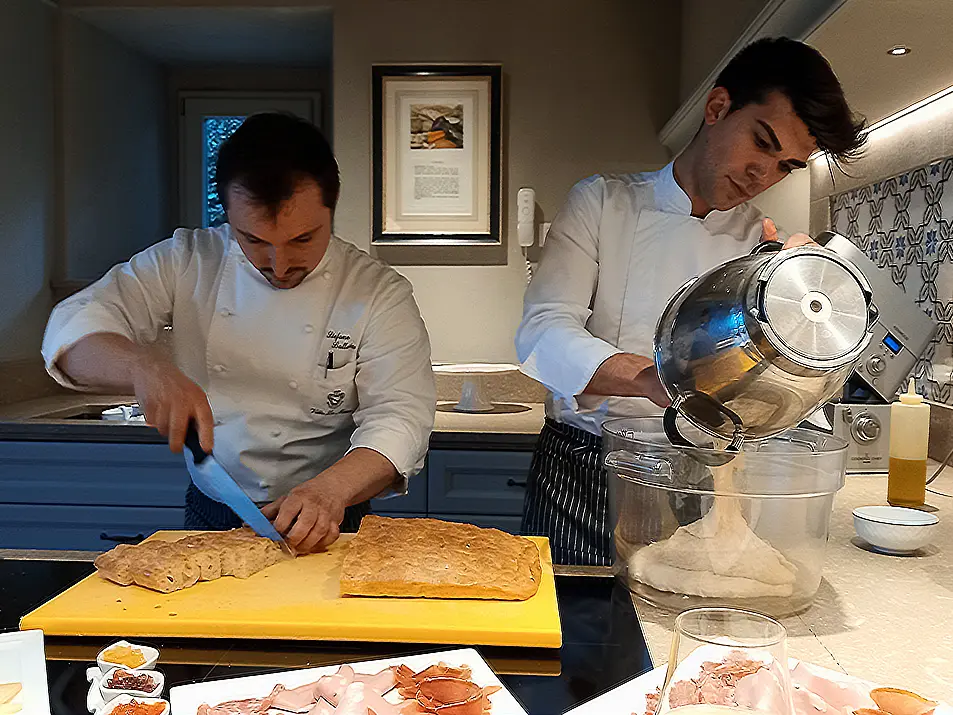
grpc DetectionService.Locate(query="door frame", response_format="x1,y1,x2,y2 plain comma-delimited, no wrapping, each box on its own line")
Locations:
177,91,322,228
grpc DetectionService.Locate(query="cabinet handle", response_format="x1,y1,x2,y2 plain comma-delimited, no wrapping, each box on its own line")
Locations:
506,479,528,489
100,532,145,544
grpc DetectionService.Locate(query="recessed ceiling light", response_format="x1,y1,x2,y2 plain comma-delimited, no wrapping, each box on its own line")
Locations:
888,45,911,56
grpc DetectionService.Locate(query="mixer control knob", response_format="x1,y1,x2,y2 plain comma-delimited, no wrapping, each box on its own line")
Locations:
852,414,881,443
867,355,886,375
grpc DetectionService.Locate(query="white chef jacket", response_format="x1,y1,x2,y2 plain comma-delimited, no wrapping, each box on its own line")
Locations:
516,161,778,436
42,226,436,502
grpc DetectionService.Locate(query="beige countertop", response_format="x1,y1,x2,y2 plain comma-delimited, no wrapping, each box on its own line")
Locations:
634,465,953,702
0,394,546,437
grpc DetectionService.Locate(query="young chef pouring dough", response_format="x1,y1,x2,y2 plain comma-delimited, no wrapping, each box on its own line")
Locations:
515,38,866,566
42,113,436,553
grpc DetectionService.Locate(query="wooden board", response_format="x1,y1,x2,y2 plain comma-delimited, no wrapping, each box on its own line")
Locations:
21,532,561,648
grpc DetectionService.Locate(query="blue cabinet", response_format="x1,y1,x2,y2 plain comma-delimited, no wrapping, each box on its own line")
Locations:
370,450,532,535
0,441,535,549
0,441,189,550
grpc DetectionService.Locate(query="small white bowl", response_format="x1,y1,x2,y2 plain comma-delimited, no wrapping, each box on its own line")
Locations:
853,505,939,554
96,641,159,674
96,694,169,715
99,666,164,701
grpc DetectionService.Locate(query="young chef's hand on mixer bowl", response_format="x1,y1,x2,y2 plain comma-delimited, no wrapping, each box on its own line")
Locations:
261,448,400,553
761,217,817,249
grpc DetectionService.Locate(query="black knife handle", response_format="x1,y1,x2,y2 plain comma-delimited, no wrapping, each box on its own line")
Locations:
184,421,209,464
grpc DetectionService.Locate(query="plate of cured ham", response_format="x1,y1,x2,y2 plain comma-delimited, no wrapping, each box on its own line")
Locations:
564,649,951,715
169,648,527,715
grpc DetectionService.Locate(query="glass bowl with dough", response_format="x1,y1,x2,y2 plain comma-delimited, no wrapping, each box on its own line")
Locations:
603,417,847,617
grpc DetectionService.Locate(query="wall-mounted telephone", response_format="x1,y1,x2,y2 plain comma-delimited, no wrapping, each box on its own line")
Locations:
517,187,535,247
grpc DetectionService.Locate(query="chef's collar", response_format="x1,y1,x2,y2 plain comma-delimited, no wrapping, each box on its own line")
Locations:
654,161,693,216
655,161,751,236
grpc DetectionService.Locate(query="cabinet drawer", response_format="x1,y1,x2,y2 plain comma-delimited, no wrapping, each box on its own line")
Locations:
0,442,189,507
0,503,185,551
429,513,523,534
369,463,428,514
427,450,532,515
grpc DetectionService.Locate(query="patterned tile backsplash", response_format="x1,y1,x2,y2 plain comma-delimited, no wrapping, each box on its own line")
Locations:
831,156,953,405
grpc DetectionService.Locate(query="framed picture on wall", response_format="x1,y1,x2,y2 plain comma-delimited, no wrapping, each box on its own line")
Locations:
372,64,502,250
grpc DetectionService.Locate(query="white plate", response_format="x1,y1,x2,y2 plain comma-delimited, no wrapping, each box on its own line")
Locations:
0,629,51,715
170,647,527,715
96,641,159,674
564,657,953,715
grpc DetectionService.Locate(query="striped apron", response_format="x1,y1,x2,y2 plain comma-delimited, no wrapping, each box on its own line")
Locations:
184,482,370,533
521,418,610,566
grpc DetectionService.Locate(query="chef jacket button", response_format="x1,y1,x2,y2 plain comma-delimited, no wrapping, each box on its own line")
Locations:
220,308,232,317
214,419,223,426
322,271,331,281
288,380,298,390
213,364,226,373
304,324,314,333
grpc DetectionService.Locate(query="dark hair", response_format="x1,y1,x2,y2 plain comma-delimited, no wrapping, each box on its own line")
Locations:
215,113,340,217
715,37,866,164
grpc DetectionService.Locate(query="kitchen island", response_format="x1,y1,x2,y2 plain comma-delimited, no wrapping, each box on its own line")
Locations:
634,465,953,703
0,558,648,715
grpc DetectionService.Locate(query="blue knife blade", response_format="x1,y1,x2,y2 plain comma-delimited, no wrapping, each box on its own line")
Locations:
183,426,295,556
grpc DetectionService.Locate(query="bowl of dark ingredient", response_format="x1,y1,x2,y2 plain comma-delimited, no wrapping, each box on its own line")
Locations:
100,667,164,701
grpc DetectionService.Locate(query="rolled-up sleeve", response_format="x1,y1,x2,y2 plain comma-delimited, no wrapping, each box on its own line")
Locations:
41,232,187,389
515,176,622,404
348,275,436,495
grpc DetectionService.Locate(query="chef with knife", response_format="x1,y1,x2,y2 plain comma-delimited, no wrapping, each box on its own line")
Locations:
42,113,436,553
515,38,867,565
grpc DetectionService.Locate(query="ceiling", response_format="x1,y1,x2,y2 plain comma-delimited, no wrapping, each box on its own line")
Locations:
67,6,333,66
808,0,953,125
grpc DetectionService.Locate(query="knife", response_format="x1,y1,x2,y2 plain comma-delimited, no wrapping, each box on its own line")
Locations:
183,424,296,557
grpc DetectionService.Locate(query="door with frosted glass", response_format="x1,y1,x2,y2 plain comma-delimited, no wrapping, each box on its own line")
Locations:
179,93,321,228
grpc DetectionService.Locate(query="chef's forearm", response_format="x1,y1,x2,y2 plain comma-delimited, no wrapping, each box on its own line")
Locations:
315,447,399,506
583,352,655,397
56,333,150,391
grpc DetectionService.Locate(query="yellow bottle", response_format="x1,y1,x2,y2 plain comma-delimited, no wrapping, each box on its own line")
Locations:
887,378,930,507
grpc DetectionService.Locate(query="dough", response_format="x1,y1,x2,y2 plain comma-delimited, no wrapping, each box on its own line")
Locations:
632,457,797,599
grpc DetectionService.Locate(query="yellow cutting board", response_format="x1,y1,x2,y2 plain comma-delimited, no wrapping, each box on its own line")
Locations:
21,532,561,648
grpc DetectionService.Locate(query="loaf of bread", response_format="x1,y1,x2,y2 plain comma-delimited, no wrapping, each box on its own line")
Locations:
95,528,286,593
339,516,542,601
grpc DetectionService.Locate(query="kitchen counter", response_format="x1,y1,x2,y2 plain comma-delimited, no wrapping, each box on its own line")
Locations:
634,464,953,702
0,394,546,449
0,560,649,715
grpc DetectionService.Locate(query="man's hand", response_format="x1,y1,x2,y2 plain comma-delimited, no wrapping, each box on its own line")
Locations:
261,474,349,553
761,217,816,249
132,355,214,454
260,448,399,554
584,353,672,407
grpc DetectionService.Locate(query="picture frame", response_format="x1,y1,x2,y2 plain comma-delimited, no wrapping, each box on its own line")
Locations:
372,64,502,258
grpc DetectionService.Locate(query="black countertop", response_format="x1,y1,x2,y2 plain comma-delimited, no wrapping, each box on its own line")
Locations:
1,558,651,715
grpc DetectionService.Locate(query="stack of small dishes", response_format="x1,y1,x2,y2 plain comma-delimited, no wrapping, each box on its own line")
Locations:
86,640,169,715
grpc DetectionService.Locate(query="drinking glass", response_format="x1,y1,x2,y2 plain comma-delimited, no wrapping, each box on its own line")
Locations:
654,608,794,715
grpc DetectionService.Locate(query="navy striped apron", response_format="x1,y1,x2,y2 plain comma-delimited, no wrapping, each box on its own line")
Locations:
521,418,611,566
184,482,370,533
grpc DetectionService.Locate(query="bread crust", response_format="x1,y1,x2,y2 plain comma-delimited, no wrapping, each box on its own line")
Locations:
94,528,285,593
339,516,541,601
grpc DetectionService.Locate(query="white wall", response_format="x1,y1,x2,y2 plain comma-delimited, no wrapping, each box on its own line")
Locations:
61,13,168,281
679,0,769,102
331,0,681,363
750,167,811,236
0,0,55,361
